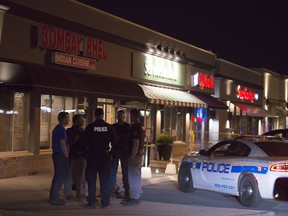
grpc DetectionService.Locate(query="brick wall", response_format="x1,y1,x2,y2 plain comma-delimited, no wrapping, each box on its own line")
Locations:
0,153,53,179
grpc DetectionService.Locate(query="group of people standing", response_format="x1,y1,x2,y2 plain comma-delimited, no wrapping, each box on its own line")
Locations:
49,108,144,209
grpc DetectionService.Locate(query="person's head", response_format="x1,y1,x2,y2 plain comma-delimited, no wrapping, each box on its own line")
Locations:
94,108,104,120
72,114,84,127
117,109,125,123
130,109,140,124
58,111,70,126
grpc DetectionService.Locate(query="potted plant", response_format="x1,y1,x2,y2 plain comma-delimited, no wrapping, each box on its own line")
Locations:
156,133,173,160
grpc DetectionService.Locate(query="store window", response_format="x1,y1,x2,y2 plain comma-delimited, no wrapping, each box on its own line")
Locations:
159,106,185,141
0,92,30,152
97,98,115,124
40,95,87,150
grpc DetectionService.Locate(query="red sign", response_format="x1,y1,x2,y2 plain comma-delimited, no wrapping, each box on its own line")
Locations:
199,72,214,89
192,72,214,89
237,86,255,102
39,24,107,60
53,52,96,70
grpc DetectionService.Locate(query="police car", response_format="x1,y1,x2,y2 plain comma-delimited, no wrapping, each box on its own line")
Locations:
178,136,288,207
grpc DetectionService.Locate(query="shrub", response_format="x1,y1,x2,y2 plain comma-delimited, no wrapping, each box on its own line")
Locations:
156,133,173,145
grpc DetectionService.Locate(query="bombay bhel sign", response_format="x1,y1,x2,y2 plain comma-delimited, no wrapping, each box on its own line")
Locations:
37,24,107,70
53,52,96,70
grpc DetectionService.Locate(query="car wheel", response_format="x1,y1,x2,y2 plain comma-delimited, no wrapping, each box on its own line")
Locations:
238,174,262,207
178,164,195,193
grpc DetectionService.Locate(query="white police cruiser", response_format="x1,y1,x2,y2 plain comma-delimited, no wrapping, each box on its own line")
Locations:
178,136,288,207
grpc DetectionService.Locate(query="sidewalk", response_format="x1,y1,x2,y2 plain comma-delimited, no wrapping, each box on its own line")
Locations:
0,172,275,216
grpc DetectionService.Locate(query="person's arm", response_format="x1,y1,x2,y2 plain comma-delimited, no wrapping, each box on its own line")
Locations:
110,126,118,147
130,138,139,160
60,139,69,158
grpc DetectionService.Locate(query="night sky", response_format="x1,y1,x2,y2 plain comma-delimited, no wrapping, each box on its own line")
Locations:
79,0,288,75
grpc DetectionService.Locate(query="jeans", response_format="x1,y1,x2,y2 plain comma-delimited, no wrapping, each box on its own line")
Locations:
49,154,69,201
110,152,129,193
128,155,142,199
72,157,87,198
85,151,110,206
64,158,74,198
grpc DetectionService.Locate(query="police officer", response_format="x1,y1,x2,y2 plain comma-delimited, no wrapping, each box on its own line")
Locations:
80,108,117,209
122,108,144,206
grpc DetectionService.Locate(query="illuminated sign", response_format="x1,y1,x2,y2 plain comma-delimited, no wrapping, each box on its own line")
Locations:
38,24,107,60
132,52,185,86
194,107,207,119
144,55,178,81
236,86,258,102
53,52,96,70
192,72,214,89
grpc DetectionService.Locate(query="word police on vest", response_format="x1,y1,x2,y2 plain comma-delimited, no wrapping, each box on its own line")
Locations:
94,127,108,132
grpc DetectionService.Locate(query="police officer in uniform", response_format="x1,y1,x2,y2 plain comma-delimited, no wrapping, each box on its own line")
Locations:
122,108,144,206
81,108,117,209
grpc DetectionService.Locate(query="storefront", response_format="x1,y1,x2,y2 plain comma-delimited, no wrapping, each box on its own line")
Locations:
215,59,270,136
190,68,228,148
0,0,216,178
253,68,288,130
132,51,208,146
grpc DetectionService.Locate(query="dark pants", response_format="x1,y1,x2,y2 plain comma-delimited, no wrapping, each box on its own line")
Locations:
110,151,129,194
85,151,110,206
49,154,69,201
72,156,86,198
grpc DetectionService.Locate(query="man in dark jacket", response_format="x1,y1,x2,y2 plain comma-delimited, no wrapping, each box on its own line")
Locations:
110,109,131,200
122,109,144,207
80,108,118,209
65,114,86,202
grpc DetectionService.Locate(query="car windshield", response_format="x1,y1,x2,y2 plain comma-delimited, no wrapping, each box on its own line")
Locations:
254,141,288,156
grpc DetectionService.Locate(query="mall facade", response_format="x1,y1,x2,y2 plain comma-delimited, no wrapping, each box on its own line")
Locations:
0,0,287,178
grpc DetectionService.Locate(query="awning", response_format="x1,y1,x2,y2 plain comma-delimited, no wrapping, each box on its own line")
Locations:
235,103,275,117
269,102,288,117
0,62,146,101
191,92,228,109
139,84,206,108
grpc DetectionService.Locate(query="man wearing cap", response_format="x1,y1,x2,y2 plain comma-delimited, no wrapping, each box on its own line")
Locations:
80,108,118,209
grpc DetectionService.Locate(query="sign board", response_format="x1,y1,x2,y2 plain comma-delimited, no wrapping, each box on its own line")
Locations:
132,52,185,86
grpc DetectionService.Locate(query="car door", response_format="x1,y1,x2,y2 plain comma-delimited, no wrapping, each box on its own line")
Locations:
197,140,244,194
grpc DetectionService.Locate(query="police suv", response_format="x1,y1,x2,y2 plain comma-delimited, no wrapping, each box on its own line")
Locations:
178,136,288,207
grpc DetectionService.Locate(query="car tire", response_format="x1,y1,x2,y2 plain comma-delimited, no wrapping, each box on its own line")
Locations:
238,174,262,207
178,164,196,193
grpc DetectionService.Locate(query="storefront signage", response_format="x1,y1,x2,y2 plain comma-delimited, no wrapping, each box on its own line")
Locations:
194,107,207,119
53,52,96,70
38,24,107,60
132,53,185,86
236,86,258,102
144,55,177,81
192,72,214,89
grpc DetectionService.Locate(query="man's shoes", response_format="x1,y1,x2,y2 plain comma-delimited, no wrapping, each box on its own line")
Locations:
120,196,130,205
49,199,65,205
76,198,85,205
83,203,96,209
76,194,86,203
122,198,141,207
115,191,124,199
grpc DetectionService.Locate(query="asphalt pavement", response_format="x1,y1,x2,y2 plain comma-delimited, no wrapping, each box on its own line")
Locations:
0,171,275,216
